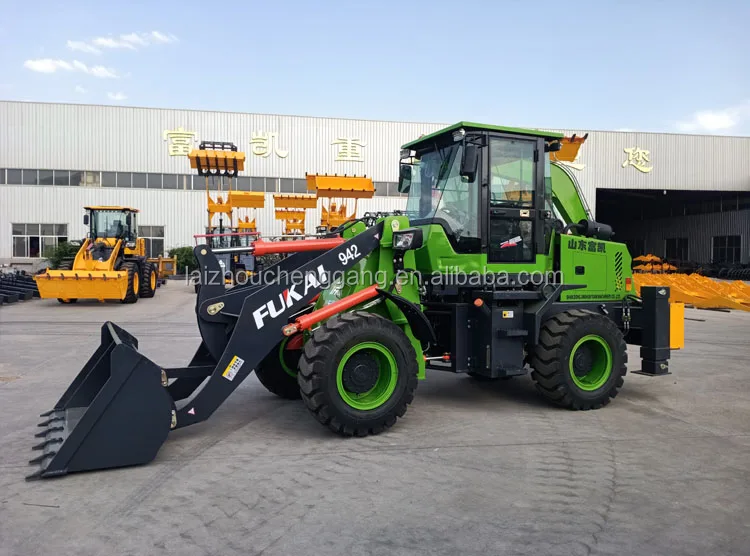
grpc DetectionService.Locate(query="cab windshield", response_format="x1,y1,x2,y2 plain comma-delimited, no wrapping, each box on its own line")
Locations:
400,142,479,245
91,210,136,241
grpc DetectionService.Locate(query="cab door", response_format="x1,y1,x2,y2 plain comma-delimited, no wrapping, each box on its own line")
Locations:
485,135,545,264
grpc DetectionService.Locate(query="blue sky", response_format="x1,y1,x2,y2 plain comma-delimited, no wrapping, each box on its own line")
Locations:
1,0,749,135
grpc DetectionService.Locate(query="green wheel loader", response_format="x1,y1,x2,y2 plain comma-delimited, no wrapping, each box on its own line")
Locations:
28,122,684,479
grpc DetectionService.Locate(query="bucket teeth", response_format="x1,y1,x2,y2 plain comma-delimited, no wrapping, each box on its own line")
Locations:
28,451,56,465
39,409,56,417
38,416,64,427
35,426,63,438
32,438,63,451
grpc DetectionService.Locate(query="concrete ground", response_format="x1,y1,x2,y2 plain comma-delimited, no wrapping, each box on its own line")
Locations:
1,282,749,556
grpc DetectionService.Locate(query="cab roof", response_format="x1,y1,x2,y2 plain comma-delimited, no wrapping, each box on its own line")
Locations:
401,121,564,149
84,206,140,212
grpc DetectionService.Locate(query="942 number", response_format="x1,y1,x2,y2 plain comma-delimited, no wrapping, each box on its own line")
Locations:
338,245,360,265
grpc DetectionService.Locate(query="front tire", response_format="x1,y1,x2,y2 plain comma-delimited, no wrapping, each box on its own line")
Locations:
530,309,627,410
298,311,418,437
254,337,303,400
120,262,140,304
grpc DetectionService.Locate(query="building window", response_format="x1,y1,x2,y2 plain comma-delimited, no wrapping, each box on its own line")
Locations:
293,178,308,193
0,168,5,184
147,173,162,189
22,169,38,185
7,169,21,184
54,170,70,186
39,170,54,185
373,182,387,197
236,177,252,191
713,235,741,264
279,178,294,193
83,171,101,187
665,238,689,261
132,173,147,188
163,174,179,189
12,223,68,258
140,226,166,258
69,171,83,186
265,178,277,192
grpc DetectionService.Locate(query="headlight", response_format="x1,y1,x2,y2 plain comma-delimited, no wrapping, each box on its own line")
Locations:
125,241,136,249
392,228,424,251
394,232,414,250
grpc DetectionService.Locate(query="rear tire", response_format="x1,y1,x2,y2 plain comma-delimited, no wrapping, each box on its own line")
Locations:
530,309,627,410
254,337,303,400
120,262,140,304
139,263,157,298
298,311,418,437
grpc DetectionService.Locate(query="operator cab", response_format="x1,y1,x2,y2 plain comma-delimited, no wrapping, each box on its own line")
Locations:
398,123,564,266
83,206,139,242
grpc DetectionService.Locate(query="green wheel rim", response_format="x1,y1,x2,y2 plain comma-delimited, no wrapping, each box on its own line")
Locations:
336,342,398,410
569,335,613,391
278,336,297,378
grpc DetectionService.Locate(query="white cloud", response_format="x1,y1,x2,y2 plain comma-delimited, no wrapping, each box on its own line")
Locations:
676,100,750,134
92,36,137,50
121,32,149,46
24,58,119,78
67,40,101,55
150,31,178,44
67,31,178,53
86,65,119,78
75,85,86,94
107,92,127,101
24,59,73,73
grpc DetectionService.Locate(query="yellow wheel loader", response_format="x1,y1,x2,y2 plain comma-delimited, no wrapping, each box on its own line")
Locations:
34,206,158,304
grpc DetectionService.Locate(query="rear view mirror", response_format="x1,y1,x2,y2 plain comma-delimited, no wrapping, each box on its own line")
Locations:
83,214,89,226
460,144,478,182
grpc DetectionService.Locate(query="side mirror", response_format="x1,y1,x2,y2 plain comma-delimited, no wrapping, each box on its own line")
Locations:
545,141,562,153
83,214,89,226
460,144,478,182
398,164,412,193
126,214,132,227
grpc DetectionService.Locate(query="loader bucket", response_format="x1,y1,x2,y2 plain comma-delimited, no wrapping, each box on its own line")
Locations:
27,322,174,480
35,269,130,301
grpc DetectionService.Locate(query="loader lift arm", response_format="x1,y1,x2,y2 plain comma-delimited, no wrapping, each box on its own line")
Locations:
173,222,385,428
28,221,401,479
549,162,591,224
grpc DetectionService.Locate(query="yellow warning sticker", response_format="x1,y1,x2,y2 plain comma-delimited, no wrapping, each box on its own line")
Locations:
502,310,514,319
222,355,245,381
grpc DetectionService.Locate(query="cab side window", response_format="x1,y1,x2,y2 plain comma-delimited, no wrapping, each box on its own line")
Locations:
490,138,535,207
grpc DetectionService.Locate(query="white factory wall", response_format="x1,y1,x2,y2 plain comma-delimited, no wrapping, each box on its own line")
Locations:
3,101,750,265
3,101,750,217
0,101,446,182
0,186,407,262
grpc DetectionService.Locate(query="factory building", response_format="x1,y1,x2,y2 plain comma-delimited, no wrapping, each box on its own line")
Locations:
1,100,748,268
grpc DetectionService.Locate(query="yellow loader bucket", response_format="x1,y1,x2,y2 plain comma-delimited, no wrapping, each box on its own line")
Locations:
35,270,131,301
